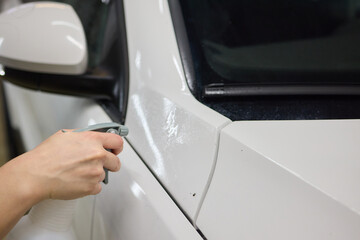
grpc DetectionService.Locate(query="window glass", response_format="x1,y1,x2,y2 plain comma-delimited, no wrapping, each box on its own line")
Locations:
178,0,360,120
180,0,360,86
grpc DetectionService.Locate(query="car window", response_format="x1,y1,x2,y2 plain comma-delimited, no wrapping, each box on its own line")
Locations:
180,0,360,86
173,0,360,120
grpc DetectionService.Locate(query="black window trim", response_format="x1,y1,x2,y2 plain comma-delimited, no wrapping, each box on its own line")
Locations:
168,0,198,98
167,0,360,121
98,0,129,125
168,0,360,99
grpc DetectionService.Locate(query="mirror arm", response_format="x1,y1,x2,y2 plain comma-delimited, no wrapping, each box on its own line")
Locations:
1,67,117,103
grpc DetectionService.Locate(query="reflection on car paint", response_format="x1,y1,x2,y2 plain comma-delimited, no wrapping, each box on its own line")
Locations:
132,94,166,178
66,35,84,50
172,55,188,92
130,181,146,199
158,0,164,14
135,50,142,70
51,20,80,30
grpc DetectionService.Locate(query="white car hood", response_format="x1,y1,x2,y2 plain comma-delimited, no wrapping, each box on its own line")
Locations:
234,119,360,214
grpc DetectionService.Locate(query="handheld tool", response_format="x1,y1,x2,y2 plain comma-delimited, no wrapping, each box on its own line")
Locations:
72,122,129,184
7,122,128,240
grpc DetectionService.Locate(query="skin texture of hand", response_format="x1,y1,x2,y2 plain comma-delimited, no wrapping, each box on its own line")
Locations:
0,130,123,239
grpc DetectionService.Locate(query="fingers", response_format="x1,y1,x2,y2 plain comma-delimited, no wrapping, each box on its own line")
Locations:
99,169,106,182
90,183,102,195
58,130,124,156
62,130,123,172
87,132,123,171
102,151,121,172
58,129,123,171
78,131,124,154
98,132,124,153
111,146,123,156
33,128,125,200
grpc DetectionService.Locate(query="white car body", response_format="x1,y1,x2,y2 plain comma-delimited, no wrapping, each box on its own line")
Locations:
1,0,360,239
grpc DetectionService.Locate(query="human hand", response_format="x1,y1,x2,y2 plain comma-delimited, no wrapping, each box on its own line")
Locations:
6,130,123,203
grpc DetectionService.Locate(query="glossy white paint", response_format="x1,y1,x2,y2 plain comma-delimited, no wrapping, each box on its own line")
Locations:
3,82,44,150
73,196,95,240
0,2,87,74
3,82,113,240
4,0,360,239
4,80,204,239
123,0,230,221
3,82,106,147
1,0,220,238
197,121,360,239
1,0,210,237
92,140,202,240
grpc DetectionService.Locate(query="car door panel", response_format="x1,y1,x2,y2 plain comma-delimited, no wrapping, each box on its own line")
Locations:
123,0,230,222
92,140,203,240
2,0,210,238
3,81,116,240
197,121,360,239
3,81,109,145
4,80,202,239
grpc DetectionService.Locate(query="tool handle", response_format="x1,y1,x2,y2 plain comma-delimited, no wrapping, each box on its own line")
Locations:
73,123,128,184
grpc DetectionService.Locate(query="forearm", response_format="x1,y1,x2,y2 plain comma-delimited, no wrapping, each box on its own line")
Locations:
0,157,41,239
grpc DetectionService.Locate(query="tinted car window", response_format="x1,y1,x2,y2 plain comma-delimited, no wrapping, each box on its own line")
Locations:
175,0,360,120
181,0,360,85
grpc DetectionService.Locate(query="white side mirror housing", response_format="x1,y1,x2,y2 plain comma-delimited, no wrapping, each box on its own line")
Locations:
0,2,87,74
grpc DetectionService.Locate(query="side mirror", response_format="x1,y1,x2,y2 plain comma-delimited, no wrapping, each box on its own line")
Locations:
0,2,117,103
0,2,87,74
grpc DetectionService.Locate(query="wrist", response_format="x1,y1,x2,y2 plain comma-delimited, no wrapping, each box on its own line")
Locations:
2,155,46,207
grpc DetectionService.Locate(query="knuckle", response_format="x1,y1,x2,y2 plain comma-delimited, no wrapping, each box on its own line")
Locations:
91,148,106,159
100,171,106,181
91,167,104,177
113,159,121,172
91,184,102,195
84,184,94,194
85,183,101,195
109,158,121,172
83,131,102,142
